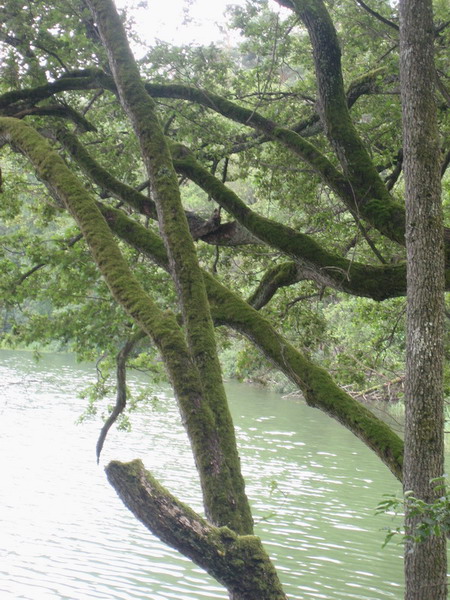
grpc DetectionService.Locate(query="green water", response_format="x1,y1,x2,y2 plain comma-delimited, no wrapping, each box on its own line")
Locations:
0,350,404,599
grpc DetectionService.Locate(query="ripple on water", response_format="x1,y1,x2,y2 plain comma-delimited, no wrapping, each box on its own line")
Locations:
0,351,404,600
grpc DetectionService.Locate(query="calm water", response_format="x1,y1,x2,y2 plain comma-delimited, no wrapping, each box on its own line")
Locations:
0,350,404,599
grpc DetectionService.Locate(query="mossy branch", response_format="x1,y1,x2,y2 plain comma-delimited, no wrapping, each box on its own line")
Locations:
101,203,404,480
206,276,404,481
0,67,430,247
0,115,250,533
0,69,109,109
172,144,408,300
55,127,256,246
6,104,96,131
106,459,287,600
87,0,253,534
275,0,405,243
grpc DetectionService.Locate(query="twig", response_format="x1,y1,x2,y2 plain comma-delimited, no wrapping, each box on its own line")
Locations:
96,330,146,462
354,0,399,31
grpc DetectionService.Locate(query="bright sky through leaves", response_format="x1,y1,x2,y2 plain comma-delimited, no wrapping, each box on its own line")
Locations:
115,0,248,46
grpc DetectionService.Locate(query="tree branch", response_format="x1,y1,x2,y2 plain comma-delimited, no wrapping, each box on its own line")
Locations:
54,126,258,246
96,330,146,462
106,459,287,600
0,116,251,533
9,104,96,131
0,69,417,246
98,202,405,480
354,0,399,31
275,0,403,243
172,143,409,301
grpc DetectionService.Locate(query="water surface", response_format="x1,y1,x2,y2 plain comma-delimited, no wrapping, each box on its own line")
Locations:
0,350,404,599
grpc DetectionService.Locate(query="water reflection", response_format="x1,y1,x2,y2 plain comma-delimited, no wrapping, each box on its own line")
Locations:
0,350,403,599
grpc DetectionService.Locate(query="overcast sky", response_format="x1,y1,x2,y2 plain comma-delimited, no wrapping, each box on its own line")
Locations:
114,0,249,46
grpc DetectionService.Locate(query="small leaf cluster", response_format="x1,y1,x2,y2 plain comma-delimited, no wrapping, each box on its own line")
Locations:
376,477,450,547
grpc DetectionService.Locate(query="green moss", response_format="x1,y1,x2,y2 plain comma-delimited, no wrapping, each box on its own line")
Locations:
203,270,404,480
102,205,405,480
174,149,407,300
57,128,158,218
87,0,255,534
0,115,254,533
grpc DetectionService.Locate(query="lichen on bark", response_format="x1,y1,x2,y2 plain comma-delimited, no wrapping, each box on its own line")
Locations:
106,459,287,600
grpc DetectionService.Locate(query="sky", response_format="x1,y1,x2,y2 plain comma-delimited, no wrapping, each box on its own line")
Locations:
114,0,250,46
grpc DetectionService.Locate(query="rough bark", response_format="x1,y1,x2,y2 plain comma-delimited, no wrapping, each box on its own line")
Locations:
99,202,405,481
86,0,253,535
106,460,287,600
400,0,447,598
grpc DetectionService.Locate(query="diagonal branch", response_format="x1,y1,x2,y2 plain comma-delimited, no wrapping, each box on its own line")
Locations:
0,69,413,246
54,126,257,246
275,0,402,242
171,144,409,301
354,0,399,31
99,202,405,480
0,116,250,534
106,460,287,600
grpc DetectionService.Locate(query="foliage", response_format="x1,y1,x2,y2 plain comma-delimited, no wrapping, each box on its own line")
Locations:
376,477,450,547
0,0,449,595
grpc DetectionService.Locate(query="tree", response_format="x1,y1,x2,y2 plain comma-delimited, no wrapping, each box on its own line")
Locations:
0,0,449,597
399,0,447,597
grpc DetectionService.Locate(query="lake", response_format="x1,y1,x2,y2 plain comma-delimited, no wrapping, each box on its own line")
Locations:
0,350,404,599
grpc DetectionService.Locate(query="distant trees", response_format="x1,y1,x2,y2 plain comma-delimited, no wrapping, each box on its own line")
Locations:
0,0,449,597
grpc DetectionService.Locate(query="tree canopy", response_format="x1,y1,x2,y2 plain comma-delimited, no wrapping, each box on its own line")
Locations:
0,0,449,597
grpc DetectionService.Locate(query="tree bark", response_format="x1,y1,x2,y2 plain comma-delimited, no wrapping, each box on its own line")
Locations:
106,460,287,600
86,0,253,535
399,0,447,598
98,202,405,481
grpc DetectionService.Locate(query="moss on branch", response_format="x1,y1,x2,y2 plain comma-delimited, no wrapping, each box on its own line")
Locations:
57,127,254,246
106,459,287,600
145,81,406,244
172,144,408,300
278,0,405,242
0,69,108,110
206,275,404,480
87,0,253,534
99,203,405,480
56,127,158,218
0,115,251,534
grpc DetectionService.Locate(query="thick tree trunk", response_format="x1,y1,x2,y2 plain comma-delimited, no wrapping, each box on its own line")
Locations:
399,1,447,598
86,0,253,535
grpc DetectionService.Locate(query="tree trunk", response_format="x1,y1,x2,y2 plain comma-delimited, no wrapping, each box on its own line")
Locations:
86,0,254,535
399,1,447,598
